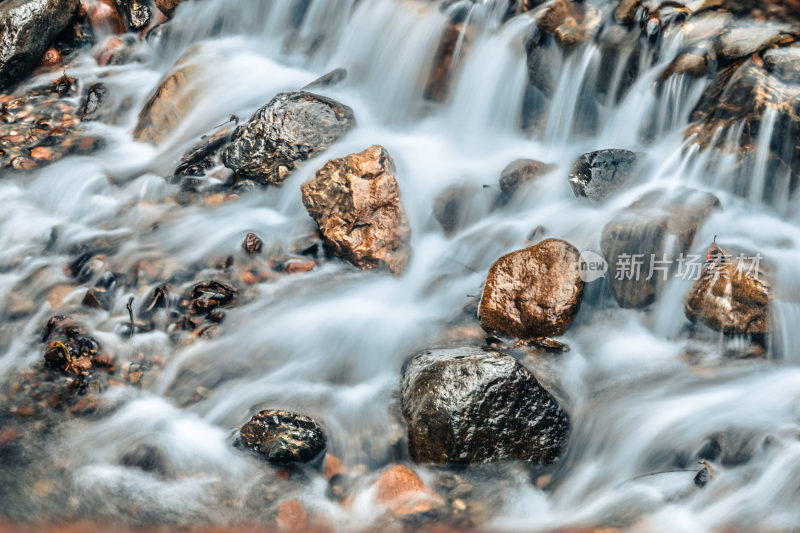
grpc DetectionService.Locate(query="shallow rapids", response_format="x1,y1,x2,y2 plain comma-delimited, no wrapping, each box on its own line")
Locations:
1,0,800,531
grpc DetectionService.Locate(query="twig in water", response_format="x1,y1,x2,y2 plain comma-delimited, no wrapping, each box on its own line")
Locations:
126,296,135,338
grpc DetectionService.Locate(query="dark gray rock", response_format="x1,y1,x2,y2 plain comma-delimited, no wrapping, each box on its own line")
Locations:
568,149,638,203
401,346,569,465
79,83,108,122
236,410,326,465
222,91,356,186
763,44,800,83
433,184,479,235
0,0,80,90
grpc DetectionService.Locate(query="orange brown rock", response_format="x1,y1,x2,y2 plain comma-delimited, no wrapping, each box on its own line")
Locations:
374,465,443,518
301,146,411,275
479,238,584,338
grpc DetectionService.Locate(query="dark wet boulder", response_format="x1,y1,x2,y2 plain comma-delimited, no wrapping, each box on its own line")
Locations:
171,126,232,180
424,11,475,102
685,245,770,335
237,410,326,465
401,346,569,464
601,188,720,309
568,149,638,203
478,238,584,338
301,145,411,275
0,0,81,90
498,159,555,202
223,91,356,186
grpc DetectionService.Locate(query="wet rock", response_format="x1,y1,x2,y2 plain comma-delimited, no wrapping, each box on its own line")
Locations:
433,185,480,236
302,68,347,90
122,0,151,31
601,188,720,309
763,44,800,83
658,49,712,84
39,47,61,67
401,346,570,464
596,24,643,104
686,58,800,198
614,0,639,25
715,24,795,63
155,0,185,16
503,0,547,21
171,125,233,182
498,158,555,202
375,465,444,518
568,149,638,203
537,0,600,49
242,232,263,255
301,145,411,275
0,0,81,90
79,83,108,121
133,50,201,145
88,0,126,34
237,410,326,465
283,259,316,274
41,315,111,375
424,12,475,102
685,244,770,335
223,91,356,186
479,238,584,339
180,280,238,316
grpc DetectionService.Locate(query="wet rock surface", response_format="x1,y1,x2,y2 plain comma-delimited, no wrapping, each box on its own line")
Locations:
0,0,80,90
401,346,570,464
479,238,584,338
237,410,327,465
301,145,411,274
568,149,638,203
685,245,770,335
223,91,356,186
498,158,555,202
601,188,720,309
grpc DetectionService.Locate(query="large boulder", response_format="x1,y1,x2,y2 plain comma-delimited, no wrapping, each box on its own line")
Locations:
601,188,720,309
223,91,356,186
568,149,639,203
236,410,326,465
685,246,770,335
478,238,584,338
301,145,411,275
401,346,569,464
0,0,80,90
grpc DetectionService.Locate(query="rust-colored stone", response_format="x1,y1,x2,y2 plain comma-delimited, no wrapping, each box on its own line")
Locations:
685,247,770,335
155,0,185,16
479,238,584,338
374,465,444,518
301,145,411,275
276,500,308,532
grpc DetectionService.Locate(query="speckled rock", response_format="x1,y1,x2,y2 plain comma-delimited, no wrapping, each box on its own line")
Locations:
237,410,326,465
568,149,638,203
401,346,569,464
478,238,584,338
301,145,411,275
223,91,356,186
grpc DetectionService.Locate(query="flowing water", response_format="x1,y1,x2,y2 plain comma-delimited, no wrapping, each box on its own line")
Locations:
2,0,800,531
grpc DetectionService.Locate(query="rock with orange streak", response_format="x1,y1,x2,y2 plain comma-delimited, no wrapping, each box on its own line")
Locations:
375,465,444,518
324,453,344,479
87,0,126,34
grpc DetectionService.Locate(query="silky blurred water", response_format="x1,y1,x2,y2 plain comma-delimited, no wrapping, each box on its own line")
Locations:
2,0,800,531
